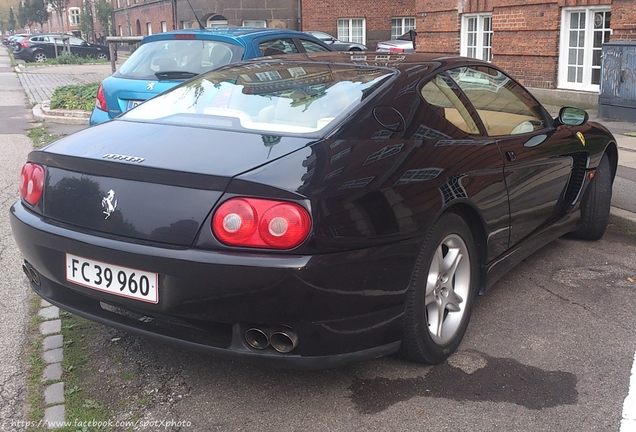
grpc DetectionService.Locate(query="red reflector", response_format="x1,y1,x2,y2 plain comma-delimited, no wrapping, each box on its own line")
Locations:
19,163,45,206
212,198,311,250
389,47,405,53
174,34,197,39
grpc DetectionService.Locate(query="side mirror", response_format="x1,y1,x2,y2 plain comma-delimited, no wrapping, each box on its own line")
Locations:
556,107,588,126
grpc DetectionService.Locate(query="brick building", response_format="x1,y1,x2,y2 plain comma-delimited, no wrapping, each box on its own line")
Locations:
302,0,636,94
42,0,107,41
111,0,299,40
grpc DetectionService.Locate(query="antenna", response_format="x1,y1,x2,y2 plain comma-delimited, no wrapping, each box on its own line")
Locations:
185,0,205,29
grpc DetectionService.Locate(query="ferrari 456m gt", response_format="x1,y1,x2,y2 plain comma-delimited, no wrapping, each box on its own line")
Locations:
11,52,617,368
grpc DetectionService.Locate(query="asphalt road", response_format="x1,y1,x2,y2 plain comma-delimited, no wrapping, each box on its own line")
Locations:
75,225,636,431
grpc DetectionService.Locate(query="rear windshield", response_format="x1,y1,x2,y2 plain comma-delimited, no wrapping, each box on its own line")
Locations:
122,62,394,136
114,39,245,80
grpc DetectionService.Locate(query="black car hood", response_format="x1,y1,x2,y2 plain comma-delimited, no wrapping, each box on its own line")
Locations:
31,120,315,246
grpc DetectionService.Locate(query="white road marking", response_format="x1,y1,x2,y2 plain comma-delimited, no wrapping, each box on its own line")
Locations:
622,350,636,431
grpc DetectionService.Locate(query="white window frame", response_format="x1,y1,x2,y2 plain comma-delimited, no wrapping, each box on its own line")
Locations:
391,17,416,40
69,7,80,26
558,7,612,92
161,21,167,32
207,17,228,28
460,13,492,62
337,18,366,45
243,20,266,28
116,0,120,8
146,22,152,35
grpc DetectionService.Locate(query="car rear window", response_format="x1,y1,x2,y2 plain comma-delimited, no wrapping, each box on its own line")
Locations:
122,62,395,136
114,39,245,80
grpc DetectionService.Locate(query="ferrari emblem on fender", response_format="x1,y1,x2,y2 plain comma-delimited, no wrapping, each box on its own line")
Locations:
577,131,586,146
147,82,155,91
102,189,117,219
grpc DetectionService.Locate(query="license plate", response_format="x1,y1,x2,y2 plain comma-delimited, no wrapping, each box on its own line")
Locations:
126,100,143,110
66,254,158,303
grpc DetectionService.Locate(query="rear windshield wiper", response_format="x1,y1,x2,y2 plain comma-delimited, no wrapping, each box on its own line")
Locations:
155,71,199,80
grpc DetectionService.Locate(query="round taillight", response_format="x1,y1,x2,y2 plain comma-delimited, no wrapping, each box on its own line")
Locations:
212,198,311,250
19,163,44,206
259,203,311,249
212,199,257,244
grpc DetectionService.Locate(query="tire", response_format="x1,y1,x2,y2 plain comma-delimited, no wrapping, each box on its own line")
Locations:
568,153,612,240
95,52,108,60
400,213,479,364
32,51,47,63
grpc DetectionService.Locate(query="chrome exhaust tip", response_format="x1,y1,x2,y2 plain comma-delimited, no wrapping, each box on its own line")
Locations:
22,263,41,286
245,327,270,349
270,328,298,353
22,264,32,281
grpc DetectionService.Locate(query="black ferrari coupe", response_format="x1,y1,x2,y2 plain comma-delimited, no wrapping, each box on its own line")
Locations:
10,52,617,368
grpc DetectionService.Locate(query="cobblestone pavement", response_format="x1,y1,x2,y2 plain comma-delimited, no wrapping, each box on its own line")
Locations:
15,63,113,105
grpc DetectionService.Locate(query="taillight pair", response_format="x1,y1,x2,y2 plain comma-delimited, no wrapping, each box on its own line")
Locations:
19,163,44,206
212,198,311,250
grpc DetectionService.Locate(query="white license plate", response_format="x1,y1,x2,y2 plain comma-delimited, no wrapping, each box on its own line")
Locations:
126,100,143,110
66,254,158,303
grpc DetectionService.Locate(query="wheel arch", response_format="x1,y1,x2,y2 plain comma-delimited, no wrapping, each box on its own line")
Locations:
441,202,489,296
604,140,618,181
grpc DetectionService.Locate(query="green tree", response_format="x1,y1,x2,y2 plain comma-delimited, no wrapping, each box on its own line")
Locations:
17,0,27,29
9,6,16,32
79,1,93,42
95,0,112,36
30,0,49,29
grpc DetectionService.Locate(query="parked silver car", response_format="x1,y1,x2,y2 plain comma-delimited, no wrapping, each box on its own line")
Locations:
305,31,367,51
376,31,416,53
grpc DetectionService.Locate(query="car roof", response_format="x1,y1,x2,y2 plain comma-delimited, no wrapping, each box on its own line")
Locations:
141,27,319,44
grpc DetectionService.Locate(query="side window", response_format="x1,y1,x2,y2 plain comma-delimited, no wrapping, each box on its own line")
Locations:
447,66,547,136
68,36,85,46
299,39,330,53
420,75,480,134
258,39,299,56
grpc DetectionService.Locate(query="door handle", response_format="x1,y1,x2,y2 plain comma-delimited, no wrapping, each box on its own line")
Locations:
506,151,516,162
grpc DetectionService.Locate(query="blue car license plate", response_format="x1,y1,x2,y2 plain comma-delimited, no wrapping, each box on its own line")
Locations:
126,100,143,111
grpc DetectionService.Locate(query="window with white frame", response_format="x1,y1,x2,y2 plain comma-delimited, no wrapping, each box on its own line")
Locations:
69,7,80,26
243,20,266,28
116,0,120,8
207,16,228,28
391,17,416,39
119,25,123,36
161,21,167,32
182,21,193,29
559,8,611,91
461,14,492,61
337,18,365,45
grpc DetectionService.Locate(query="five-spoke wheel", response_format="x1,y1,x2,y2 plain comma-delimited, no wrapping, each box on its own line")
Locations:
401,213,478,364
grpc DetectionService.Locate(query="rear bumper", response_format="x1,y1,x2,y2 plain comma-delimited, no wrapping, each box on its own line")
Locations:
11,201,412,368
89,107,112,125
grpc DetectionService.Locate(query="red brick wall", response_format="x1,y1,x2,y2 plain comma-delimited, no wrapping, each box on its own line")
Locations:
302,0,416,49
112,0,300,37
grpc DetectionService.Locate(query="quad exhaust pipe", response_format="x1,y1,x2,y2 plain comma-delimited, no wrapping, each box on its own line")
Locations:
245,326,298,353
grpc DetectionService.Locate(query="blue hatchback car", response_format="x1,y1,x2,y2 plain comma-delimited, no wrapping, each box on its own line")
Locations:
90,27,333,125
